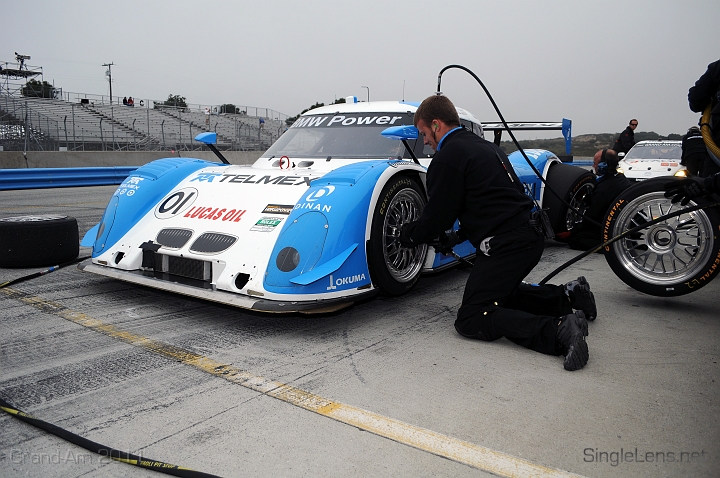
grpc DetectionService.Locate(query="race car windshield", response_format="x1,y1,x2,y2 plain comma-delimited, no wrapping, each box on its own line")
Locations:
624,144,682,160
264,113,412,159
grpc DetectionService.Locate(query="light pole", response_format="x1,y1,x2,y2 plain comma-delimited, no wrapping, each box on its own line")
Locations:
361,86,369,102
102,62,114,104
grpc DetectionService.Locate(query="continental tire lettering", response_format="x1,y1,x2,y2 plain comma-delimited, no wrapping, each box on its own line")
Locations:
684,240,720,288
379,178,412,216
603,199,625,251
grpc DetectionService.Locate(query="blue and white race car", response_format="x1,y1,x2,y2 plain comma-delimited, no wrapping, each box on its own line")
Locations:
79,98,593,312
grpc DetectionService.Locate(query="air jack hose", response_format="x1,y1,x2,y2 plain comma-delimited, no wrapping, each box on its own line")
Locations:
437,64,602,229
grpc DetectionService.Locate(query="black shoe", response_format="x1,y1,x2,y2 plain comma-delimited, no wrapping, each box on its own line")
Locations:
565,276,597,321
557,311,589,371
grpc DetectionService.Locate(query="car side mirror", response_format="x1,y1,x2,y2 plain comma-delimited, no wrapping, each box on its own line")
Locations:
195,132,217,144
380,125,420,164
380,125,418,140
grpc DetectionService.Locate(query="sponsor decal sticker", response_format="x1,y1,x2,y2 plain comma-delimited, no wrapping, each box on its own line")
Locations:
182,206,246,222
262,204,294,215
292,114,405,128
154,188,199,219
326,273,367,290
190,173,313,186
190,172,223,183
295,202,332,213
305,185,335,202
250,216,284,232
116,176,145,196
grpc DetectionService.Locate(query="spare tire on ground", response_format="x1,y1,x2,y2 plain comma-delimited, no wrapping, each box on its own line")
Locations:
0,215,79,268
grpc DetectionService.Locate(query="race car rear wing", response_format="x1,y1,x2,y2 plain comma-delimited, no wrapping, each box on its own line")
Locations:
480,119,572,155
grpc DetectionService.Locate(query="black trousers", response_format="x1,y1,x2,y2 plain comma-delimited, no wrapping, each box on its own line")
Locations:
454,224,572,355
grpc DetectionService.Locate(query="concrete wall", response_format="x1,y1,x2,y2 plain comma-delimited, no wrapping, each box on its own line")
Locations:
0,151,264,169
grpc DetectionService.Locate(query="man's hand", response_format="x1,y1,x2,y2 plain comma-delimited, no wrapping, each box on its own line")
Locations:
433,228,466,255
664,176,710,205
399,221,418,248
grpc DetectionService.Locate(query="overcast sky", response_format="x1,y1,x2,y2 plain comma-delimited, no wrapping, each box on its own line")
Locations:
3,0,718,138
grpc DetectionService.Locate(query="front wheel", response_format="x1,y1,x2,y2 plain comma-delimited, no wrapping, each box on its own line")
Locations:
369,176,428,296
604,178,720,296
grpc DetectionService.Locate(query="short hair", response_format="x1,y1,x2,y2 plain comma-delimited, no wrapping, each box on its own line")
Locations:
629,119,638,125
594,149,619,169
414,95,461,128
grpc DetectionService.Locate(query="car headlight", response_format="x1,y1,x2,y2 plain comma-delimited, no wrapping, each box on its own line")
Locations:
674,170,688,178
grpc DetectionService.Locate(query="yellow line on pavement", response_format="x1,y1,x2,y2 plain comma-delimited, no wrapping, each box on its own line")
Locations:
2,287,583,478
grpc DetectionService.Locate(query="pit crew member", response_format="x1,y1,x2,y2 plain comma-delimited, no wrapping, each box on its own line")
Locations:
568,149,631,251
400,95,596,371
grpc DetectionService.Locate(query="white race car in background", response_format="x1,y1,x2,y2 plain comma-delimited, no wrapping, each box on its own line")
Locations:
617,140,686,181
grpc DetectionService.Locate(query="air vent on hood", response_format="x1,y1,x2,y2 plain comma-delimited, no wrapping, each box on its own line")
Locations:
190,232,237,254
156,228,193,249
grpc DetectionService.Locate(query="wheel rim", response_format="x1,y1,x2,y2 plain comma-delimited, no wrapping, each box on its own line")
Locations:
566,183,594,230
382,188,427,283
612,191,714,285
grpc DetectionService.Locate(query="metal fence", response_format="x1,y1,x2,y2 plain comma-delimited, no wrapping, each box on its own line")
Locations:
0,93,288,153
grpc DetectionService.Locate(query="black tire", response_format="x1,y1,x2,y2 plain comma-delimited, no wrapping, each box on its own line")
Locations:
604,177,720,296
0,215,79,268
368,176,428,296
543,163,595,234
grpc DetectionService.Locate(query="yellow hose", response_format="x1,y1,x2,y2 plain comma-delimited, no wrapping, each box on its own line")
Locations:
700,104,720,159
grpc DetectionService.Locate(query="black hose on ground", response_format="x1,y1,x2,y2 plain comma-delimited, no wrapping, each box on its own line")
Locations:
0,397,221,478
0,256,90,289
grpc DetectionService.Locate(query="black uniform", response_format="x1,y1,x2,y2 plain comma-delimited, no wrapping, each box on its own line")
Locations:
612,126,635,155
408,128,571,355
568,172,631,251
688,59,720,177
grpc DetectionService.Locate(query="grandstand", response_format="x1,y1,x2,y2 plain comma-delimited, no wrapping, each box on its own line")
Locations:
0,58,288,152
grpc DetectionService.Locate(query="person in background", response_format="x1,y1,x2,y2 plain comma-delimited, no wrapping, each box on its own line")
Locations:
568,149,631,251
612,119,637,155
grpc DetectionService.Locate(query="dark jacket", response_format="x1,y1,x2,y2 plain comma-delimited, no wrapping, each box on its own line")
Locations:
568,172,631,250
612,126,635,154
688,59,720,148
688,59,720,113
410,128,533,247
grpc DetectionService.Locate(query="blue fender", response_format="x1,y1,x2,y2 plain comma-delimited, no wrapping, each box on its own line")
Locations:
263,160,404,295
507,149,559,203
